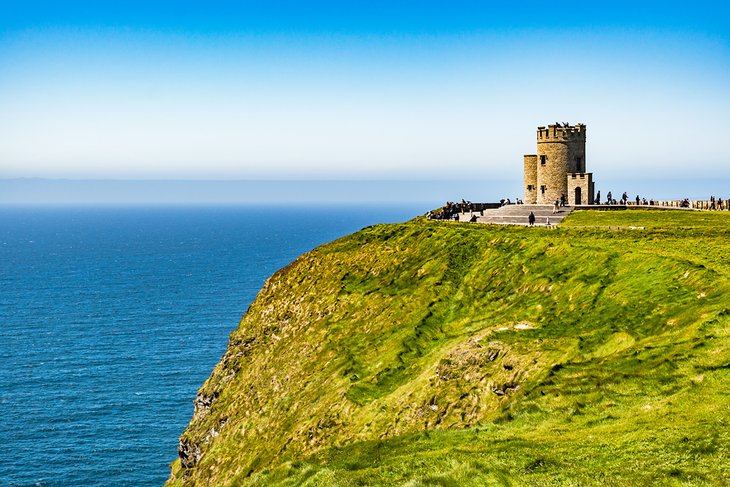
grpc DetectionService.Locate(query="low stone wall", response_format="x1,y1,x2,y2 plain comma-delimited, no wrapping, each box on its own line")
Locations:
631,200,729,211
578,200,729,211
469,203,503,211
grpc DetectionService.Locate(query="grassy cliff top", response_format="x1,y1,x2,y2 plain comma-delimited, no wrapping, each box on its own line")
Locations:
167,210,730,486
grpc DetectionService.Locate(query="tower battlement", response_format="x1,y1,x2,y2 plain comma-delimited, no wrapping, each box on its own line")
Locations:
537,123,586,141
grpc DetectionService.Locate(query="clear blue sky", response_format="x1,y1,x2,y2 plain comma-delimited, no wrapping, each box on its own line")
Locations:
1,1,729,181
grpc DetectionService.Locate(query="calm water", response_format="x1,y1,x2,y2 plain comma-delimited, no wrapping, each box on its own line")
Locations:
0,204,425,487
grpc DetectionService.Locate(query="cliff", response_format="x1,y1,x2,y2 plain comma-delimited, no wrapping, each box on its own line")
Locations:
167,210,730,486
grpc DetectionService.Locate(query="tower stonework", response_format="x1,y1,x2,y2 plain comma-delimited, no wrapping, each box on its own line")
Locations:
523,123,594,205
523,155,537,204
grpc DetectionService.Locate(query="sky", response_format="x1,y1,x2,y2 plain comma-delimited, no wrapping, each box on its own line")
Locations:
1,1,729,188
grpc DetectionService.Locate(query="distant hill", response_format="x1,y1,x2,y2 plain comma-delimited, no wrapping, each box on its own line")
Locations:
167,210,730,486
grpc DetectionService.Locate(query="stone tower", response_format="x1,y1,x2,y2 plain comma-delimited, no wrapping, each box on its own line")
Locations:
524,123,594,205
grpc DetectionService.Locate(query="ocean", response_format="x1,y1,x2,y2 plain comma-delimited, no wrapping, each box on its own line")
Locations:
0,204,426,487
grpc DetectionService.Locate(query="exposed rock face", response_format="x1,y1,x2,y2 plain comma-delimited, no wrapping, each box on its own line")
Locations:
178,438,202,470
192,391,218,420
177,392,225,471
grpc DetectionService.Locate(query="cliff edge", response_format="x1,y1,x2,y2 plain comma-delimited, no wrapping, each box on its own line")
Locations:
167,210,730,486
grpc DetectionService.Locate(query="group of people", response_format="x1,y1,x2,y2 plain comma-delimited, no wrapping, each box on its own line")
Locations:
709,195,724,210
595,191,727,209
596,191,651,206
428,200,476,220
550,193,569,214
595,191,630,205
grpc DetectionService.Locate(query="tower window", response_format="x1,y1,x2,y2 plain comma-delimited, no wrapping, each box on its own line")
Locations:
540,155,546,166
527,185,534,191
540,185,546,194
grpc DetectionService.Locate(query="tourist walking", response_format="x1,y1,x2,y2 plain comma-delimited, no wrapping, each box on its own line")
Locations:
553,199,559,214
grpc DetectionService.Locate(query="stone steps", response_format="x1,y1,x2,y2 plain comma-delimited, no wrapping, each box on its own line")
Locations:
457,205,573,226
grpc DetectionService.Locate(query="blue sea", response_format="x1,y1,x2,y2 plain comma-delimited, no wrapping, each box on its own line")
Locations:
0,204,426,487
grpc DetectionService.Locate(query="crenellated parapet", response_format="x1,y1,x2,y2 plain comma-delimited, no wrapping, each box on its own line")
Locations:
537,123,586,142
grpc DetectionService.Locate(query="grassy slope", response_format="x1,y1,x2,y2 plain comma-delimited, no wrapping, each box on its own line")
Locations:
167,210,730,486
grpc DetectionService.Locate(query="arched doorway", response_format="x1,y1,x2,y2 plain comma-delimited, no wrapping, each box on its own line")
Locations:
575,187,582,205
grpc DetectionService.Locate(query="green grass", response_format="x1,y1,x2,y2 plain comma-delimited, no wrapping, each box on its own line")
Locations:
167,210,730,486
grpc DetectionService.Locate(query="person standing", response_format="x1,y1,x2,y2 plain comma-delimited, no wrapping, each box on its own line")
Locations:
528,211,535,226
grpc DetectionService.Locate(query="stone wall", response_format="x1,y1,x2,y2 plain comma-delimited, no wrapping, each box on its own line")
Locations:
536,142,567,204
567,173,594,205
636,200,730,210
523,154,538,204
